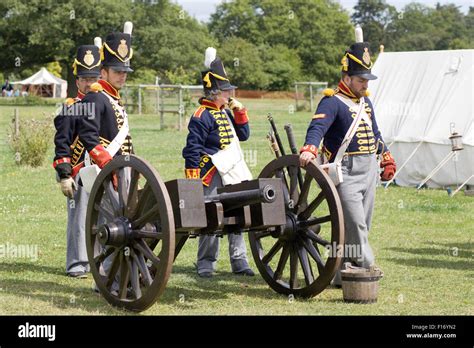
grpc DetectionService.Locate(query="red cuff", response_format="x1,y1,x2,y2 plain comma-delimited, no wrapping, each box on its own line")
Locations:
71,162,85,178
299,144,318,157
380,151,395,167
89,145,112,169
53,157,71,168
233,108,249,125
185,168,200,179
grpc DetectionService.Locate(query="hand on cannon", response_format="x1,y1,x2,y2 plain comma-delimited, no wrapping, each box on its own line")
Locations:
380,151,396,181
59,177,77,199
299,144,318,167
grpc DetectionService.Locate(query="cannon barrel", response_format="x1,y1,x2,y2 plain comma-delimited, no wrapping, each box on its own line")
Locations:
205,184,276,211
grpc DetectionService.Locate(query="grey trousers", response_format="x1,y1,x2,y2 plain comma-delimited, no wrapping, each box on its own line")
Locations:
65,177,90,274
196,173,251,275
333,154,377,284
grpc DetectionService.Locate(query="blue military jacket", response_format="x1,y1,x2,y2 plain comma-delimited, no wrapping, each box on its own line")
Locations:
53,92,86,178
303,81,386,162
77,79,133,156
182,98,250,185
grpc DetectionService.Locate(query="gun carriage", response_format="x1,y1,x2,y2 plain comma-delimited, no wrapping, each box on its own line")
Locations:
85,118,344,311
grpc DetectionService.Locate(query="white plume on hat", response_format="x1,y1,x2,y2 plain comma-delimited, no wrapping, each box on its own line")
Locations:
204,47,216,69
124,21,133,35
355,24,363,43
94,37,102,48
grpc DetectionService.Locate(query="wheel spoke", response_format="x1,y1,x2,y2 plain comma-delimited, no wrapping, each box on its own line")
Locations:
126,168,140,218
132,230,163,239
106,250,121,290
117,168,129,216
274,169,290,204
133,239,160,268
132,249,152,287
129,257,142,299
304,228,331,246
254,230,272,240
262,240,283,264
298,215,331,230
289,245,298,289
288,166,300,204
132,204,160,229
95,203,115,222
301,237,326,273
295,172,312,214
118,254,131,299
273,244,290,281
94,246,116,265
298,191,325,220
132,183,152,220
103,179,120,216
296,241,314,286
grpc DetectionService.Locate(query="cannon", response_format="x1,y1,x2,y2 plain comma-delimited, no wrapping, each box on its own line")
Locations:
85,121,344,312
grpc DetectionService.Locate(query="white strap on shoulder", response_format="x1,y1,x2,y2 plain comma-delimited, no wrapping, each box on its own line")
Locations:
84,91,130,166
332,95,366,163
335,94,372,127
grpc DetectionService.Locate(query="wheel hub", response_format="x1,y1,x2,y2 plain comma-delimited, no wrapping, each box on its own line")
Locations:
281,212,299,241
97,217,132,247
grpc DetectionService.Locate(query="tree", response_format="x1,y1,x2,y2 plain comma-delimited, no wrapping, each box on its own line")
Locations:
218,37,270,89
0,0,215,95
131,0,216,84
260,44,302,90
0,0,133,95
351,0,397,53
209,0,353,85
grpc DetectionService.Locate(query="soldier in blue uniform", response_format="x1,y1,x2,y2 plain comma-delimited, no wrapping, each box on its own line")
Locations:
299,33,396,286
76,26,134,171
53,42,101,278
183,47,255,278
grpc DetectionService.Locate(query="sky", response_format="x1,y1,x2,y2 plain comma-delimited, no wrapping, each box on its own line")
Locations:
173,0,472,22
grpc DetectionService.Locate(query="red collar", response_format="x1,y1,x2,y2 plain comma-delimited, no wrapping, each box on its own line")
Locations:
337,80,357,99
77,90,85,100
98,79,120,99
200,98,223,111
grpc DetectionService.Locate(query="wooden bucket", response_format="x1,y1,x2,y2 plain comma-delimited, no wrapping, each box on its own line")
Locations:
341,263,383,304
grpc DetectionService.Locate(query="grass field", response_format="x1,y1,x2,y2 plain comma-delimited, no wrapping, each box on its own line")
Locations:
0,99,472,315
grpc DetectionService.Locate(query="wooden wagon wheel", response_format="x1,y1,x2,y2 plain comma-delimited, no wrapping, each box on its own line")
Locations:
249,154,344,298
85,155,175,312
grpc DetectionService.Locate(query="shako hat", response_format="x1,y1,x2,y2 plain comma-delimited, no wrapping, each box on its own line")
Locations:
341,25,377,80
73,42,101,78
101,21,134,72
201,47,236,92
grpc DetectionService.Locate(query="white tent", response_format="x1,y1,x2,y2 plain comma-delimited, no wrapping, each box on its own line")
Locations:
11,67,67,98
370,49,474,188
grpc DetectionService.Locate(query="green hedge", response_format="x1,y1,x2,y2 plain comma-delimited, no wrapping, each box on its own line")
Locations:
0,96,62,106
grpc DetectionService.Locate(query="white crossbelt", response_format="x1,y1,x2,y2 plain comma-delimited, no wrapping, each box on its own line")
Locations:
80,91,130,193
319,96,368,186
333,95,371,163
208,113,252,185
84,91,130,166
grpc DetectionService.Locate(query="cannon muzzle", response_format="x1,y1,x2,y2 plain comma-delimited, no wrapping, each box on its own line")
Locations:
205,184,276,211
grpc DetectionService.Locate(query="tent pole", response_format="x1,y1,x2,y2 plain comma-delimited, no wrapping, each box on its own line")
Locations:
384,141,423,188
450,174,474,197
416,151,455,190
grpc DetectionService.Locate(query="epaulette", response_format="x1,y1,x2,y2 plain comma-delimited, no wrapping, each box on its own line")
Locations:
193,106,206,118
323,88,336,97
65,97,78,106
89,82,103,93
